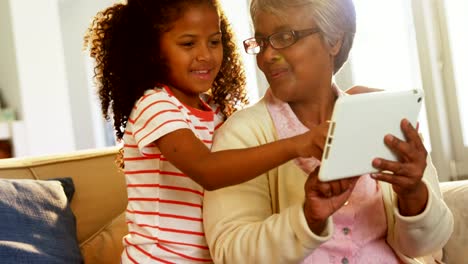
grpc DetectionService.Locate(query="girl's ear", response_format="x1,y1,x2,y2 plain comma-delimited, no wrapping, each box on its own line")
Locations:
329,35,343,56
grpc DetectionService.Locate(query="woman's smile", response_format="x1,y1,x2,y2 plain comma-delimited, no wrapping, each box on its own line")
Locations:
268,67,290,80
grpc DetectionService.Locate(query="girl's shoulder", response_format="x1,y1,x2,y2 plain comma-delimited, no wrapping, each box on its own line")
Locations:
200,93,224,117
200,93,215,107
135,87,176,107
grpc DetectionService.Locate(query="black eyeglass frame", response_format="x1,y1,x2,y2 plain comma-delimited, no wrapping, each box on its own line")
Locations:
243,28,321,55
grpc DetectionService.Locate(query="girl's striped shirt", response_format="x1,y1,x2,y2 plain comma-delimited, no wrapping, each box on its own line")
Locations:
121,86,223,264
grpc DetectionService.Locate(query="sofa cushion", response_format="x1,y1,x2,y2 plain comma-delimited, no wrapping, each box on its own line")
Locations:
0,178,83,264
440,180,468,264
80,212,127,264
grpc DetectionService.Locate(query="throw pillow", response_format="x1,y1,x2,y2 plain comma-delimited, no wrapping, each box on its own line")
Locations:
0,178,83,264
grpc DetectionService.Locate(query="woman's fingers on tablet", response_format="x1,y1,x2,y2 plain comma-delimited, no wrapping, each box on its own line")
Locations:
316,182,340,197
370,171,412,187
403,119,428,160
317,182,332,197
317,178,358,197
384,134,410,162
384,119,428,162
330,181,344,196
372,158,409,175
372,156,426,196
371,119,428,196
311,178,354,198
372,155,425,180
303,173,357,221
345,86,383,94
339,179,352,192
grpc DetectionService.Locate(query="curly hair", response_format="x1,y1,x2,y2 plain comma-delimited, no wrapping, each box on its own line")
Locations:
84,0,248,140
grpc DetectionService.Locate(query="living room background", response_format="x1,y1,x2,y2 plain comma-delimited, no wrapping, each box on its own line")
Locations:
0,0,466,181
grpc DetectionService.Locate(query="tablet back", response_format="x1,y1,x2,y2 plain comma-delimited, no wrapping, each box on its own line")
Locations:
318,89,424,182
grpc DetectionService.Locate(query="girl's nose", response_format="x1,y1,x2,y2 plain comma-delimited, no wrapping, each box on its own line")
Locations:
196,45,212,61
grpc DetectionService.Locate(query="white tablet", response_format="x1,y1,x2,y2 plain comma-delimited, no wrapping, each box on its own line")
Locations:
317,89,424,182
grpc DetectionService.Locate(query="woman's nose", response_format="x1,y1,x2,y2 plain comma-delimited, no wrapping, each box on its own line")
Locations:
259,44,281,63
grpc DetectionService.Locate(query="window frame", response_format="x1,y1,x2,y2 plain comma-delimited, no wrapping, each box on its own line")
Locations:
412,0,467,180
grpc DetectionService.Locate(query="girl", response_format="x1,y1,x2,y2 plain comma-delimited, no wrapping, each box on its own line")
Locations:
85,0,326,263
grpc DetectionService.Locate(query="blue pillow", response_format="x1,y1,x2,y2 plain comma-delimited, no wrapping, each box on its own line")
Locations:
0,178,83,264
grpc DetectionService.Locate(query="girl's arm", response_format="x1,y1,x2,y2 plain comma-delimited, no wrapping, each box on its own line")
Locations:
155,126,327,190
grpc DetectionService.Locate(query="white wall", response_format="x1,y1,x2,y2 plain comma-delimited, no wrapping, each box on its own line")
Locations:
0,0,21,115
58,0,118,150
9,0,76,156
0,0,117,157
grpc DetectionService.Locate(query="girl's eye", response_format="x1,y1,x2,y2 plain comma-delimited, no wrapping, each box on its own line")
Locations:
181,42,195,47
210,40,221,46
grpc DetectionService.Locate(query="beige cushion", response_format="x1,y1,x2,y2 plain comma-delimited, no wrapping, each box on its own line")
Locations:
80,212,127,264
440,180,468,264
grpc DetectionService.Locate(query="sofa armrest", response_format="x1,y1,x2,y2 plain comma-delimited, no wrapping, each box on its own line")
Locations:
440,180,468,264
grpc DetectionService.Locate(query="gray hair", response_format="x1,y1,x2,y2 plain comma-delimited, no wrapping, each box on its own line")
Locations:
250,0,356,74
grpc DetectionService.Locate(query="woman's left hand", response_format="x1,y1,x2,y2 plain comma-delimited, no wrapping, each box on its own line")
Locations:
371,118,429,216
345,86,383,95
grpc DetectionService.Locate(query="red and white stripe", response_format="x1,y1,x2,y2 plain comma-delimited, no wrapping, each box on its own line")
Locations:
121,86,223,263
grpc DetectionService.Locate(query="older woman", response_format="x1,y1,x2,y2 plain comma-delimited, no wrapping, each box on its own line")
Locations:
203,0,453,263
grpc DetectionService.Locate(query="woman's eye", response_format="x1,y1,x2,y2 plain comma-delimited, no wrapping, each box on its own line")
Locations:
280,33,293,41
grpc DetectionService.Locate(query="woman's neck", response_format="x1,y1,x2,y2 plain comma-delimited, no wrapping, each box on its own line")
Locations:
289,85,337,129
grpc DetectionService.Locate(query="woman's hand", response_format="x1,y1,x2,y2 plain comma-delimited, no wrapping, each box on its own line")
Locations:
303,171,359,234
345,86,383,94
371,119,429,216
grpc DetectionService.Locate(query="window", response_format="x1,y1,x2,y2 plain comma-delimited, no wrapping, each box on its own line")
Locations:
342,0,468,180
444,0,468,145
437,0,468,178
346,0,432,152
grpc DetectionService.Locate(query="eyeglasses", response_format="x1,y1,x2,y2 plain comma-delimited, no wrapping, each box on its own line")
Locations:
243,28,320,55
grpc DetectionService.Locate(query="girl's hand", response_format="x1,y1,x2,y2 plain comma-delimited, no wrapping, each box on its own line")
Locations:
294,121,330,159
371,119,429,216
303,170,359,234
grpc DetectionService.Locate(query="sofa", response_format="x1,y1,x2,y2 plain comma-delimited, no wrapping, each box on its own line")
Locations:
0,147,127,264
0,147,466,264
